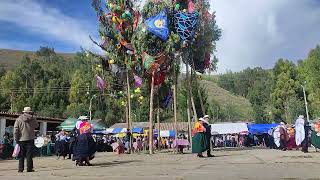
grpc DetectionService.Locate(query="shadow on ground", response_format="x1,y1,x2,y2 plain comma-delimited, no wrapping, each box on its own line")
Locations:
93,160,142,167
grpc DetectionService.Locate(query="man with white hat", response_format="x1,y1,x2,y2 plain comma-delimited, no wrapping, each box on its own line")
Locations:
203,115,214,157
14,107,39,172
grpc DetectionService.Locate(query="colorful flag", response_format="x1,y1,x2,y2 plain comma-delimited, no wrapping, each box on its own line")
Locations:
145,10,169,41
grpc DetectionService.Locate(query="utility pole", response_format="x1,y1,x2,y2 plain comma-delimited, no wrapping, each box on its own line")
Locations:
301,82,310,121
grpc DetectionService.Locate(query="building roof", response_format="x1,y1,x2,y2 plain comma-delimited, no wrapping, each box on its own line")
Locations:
0,112,64,123
110,122,194,131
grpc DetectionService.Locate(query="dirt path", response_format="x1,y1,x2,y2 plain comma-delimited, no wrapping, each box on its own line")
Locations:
0,149,320,180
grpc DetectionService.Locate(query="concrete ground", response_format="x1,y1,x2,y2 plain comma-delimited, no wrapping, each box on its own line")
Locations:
0,148,320,180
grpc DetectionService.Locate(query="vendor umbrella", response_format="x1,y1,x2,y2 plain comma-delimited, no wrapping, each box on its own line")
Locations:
57,117,78,131
58,118,107,131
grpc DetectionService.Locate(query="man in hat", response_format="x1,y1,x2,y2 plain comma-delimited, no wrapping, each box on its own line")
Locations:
13,107,39,172
203,115,214,157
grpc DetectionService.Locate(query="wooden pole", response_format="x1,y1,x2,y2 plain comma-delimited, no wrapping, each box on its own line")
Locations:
126,67,132,153
186,64,197,121
198,88,205,116
187,98,192,149
149,71,155,154
157,107,160,150
185,64,193,149
173,61,178,140
190,60,205,116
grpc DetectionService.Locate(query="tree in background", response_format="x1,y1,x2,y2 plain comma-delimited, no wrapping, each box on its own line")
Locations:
298,45,320,118
270,59,302,123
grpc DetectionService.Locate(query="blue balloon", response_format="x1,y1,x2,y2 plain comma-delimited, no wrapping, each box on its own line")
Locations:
145,11,169,41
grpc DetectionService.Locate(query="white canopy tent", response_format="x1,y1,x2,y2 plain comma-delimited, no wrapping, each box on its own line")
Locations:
210,123,248,135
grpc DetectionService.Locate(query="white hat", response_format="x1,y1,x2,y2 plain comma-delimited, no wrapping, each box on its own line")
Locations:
204,115,210,119
199,118,209,124
298,115,304,119
22,107,33,113
78,116,89,120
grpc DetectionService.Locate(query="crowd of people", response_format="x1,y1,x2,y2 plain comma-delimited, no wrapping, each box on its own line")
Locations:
1,106,317,172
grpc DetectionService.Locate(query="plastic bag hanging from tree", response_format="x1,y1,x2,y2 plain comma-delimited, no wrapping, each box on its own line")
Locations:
145,10,169,41
96,75,107,90
134,75,143,87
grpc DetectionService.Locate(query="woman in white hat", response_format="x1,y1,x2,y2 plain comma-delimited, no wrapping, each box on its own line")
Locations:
192,118,207,158
72,115,96,166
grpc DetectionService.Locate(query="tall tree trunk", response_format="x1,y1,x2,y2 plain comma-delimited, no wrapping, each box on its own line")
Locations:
186,64,197,121
198,89,205,116
186,64,193,149
126,68,132,153
157,107,160,150
173,62,178,140
149,72,155,154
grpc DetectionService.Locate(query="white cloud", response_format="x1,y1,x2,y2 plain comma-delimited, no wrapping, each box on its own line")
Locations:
0,0,100,52
211,0,320,73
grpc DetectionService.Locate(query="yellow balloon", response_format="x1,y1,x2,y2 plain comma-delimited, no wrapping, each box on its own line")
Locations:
130,94,134,98
121,101,126,106
139,96,144,100
134,88,141,94
112,16,117,23
108,59,115,64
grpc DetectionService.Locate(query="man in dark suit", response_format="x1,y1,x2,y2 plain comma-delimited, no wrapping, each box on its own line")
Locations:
203,115,214,157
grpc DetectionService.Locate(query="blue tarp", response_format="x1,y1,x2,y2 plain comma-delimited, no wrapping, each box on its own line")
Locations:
132,127,144,134
247,124,279,134
112,128,124,134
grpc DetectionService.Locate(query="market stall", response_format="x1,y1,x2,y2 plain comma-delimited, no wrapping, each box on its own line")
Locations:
210,123,248,135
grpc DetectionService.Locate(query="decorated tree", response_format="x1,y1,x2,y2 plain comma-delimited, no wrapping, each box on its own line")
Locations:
89,0,221,154
90,0,147,129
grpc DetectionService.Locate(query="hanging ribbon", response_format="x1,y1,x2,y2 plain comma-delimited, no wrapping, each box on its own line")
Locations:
188,0,195,13
96,75,107,90
134,75,143,88
133,11,141,31
153,71,166,86
161,90,173,108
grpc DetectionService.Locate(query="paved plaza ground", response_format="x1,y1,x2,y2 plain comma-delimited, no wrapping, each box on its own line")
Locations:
1,148,320,180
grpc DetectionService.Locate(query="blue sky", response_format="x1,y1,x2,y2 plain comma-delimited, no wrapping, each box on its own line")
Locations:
0,0,320,73
0,0,99,52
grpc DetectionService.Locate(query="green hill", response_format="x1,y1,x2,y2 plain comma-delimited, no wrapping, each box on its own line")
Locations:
200,78,253,122
0,49,74,69
0,49,253,122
